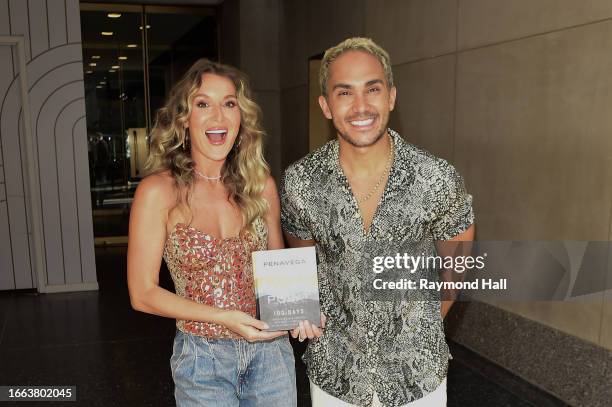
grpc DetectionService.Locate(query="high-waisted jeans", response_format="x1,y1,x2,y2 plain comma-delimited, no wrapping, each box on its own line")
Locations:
171,330,297,407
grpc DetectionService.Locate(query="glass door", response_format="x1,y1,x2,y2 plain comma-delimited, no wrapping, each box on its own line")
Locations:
80,3,218,245
145,6,218,118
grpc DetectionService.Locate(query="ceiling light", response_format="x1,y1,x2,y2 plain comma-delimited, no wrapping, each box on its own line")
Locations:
107,13,121,18
108,69,116,73
101,31,114,36
96,85,103,89
138,25,151,30
126,44,138,48
89,62,97,66
111,65,120,69
99,81,106,85
91,55,100,59
118,56,127,60
85,70,93,74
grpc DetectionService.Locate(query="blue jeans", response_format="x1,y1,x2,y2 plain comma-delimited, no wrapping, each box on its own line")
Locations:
171,330,297,407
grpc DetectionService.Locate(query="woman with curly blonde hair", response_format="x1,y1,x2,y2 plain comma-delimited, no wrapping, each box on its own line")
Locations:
127,59,296,406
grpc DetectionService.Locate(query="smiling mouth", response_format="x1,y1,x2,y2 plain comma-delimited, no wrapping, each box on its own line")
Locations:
348,117,376,128
205,129,227,145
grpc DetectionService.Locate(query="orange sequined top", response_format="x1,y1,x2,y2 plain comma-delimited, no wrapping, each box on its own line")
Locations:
163,218,268,339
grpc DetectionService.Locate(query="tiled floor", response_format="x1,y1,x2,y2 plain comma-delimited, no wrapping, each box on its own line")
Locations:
0,247,568,406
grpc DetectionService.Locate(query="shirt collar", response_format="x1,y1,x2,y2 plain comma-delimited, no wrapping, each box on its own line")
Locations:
327,128,404,177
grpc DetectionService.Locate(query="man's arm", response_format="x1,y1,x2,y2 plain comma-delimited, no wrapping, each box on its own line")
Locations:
435,223,475,319
279,166,325,340
284,232,325,340
284,232,315,248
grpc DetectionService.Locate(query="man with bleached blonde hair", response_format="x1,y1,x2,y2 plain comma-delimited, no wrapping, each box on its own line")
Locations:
281,37,475,406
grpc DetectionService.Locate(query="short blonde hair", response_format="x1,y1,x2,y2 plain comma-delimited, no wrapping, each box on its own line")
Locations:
319,37,393,96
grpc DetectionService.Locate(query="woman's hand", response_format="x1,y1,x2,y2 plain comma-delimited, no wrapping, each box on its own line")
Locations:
217,310,287,342
290,313,327,342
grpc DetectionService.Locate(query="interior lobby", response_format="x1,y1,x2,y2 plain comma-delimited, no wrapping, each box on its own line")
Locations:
1,0,611,406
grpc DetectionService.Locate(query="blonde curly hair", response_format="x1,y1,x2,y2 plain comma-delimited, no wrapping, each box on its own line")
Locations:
145,58,269,231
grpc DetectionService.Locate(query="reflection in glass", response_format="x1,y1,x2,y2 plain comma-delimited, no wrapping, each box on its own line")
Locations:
81,5,146,239
80,4,218,241
146,6,217,120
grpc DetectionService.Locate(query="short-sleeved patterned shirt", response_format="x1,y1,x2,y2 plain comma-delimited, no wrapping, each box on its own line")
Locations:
280,129,474,407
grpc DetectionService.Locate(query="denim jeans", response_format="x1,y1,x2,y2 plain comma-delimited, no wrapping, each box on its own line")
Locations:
171,330,297,407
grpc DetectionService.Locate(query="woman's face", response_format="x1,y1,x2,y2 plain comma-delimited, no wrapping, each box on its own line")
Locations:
186,73,241,164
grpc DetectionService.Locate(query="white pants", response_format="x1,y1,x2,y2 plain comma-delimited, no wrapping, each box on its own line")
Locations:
310,378,447,407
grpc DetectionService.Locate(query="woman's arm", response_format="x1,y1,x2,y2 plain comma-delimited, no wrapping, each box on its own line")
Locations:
127,174,284,341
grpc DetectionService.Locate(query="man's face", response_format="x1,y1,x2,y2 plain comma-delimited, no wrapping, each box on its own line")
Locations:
319,50,396,148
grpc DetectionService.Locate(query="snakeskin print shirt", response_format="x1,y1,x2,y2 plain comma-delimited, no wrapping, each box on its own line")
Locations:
280,130,474,406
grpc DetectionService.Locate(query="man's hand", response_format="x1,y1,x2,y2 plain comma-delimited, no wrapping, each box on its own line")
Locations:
290,313,327,342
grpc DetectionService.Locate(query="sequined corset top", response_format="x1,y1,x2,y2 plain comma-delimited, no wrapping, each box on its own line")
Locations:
163,218,268,339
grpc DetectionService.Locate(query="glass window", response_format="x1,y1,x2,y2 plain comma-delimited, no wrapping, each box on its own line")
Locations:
80,3,218,243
